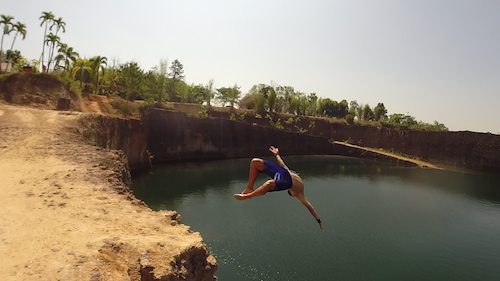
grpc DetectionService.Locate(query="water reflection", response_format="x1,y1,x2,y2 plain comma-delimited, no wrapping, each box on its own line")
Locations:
283,156,500,204
133,158,249,209
132,156,500,208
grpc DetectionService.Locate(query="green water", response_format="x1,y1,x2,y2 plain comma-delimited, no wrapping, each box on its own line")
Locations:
132,156,500,281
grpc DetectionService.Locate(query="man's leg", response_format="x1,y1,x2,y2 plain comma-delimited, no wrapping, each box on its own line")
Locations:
235,180,276,200
242,158,265,194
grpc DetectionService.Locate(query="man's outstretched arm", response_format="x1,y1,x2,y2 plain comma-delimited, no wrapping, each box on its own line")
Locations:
296,194,323,229
269,146,289,170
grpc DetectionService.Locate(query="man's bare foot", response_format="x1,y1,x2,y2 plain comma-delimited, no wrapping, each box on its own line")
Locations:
234,194,250,201
241,188,254,194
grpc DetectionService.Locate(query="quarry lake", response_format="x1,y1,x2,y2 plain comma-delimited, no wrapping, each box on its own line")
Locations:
132,156,500,281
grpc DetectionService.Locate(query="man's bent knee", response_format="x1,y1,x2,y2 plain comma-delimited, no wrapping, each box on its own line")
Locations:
251,158,265,170
264,180,276,191
251,158,263,164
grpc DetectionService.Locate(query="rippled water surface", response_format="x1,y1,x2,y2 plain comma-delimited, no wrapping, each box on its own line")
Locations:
132,156,500,281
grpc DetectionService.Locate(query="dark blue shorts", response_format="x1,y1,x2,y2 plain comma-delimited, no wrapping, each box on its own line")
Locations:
261,160,293,192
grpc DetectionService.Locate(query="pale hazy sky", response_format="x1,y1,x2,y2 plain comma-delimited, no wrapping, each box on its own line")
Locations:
3,0,500,133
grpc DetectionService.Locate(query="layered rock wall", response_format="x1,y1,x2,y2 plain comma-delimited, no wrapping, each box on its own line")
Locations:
73,113,217,281
142,109,338,163
329,125,500,173
207,110,500,173
77,114,151,174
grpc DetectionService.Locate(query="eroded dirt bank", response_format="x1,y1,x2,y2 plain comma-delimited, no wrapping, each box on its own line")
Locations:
0,103,217,280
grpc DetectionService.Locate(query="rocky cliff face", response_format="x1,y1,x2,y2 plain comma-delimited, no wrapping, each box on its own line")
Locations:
77,114,152,174
75,106,500,174
73,113,218,280
329,125,500,173
0,103,217,281
208,110,500,173
97,211,218,281
142,109,338,163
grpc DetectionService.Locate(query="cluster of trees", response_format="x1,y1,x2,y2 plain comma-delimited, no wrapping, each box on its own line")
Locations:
2,10,242,104
239,83,447,131
39,11,67,72
1,11,220,101
65,56,239,105
1,14,27,73
239,83,382,120
239,84,387,123
1,11,448,132
104,59,237,104
382,114,448,131
0,12,74,73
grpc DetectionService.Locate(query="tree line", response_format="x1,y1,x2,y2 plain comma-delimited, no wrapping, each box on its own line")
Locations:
238,84,447,131
0,11,448,132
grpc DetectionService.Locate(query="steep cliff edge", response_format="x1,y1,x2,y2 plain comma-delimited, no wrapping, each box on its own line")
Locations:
77,114,152,174
140,109,444,168
329,125,500,173
207,110,500,173
142,109,339,163
0,103,217,281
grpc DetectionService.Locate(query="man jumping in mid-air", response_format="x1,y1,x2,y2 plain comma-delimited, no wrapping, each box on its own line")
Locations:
234,146,323,229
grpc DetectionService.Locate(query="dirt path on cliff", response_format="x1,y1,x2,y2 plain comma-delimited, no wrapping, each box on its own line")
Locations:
333,141,442,169
0,102,216,281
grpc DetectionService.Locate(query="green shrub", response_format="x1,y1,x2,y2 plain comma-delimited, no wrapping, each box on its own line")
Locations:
230,113,236,121
309,121,315,128
346,114,354,125
111,98,139,117
266,114,283,129
295,126,307,133
266,114,272,122
274,119,284,130
112,100,131,115
239,112,247,121
56,72,82,99
199,108,208,118
285,117,294,124
255,113,262,118
139,101,155,116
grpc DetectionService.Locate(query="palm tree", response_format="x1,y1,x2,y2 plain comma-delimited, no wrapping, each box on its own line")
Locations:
71,58,92,89
39,11,55,72
205,79,215,106
4,21,26,73
53,42,67,70
60,45,79,72
45,32,60,71
48,17,65,71
51,17,66,36
90,56,107,94
1,15,14,67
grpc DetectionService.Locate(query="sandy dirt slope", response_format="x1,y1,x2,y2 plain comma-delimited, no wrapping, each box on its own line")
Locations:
0,102,215,281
